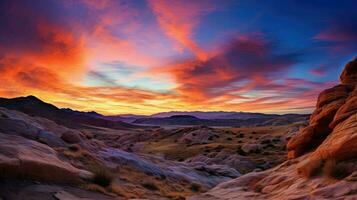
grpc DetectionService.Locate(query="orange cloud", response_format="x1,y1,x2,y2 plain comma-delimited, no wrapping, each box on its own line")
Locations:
148,0,215,60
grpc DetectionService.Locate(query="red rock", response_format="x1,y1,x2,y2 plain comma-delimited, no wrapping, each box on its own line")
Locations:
340,57,357,85
0,133,92,183
315,84,352,108
330,94,357,129
61,131,81,144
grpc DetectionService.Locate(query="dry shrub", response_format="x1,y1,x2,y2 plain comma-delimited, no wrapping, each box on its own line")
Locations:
89,165,114,187
189,183,201,192
141,182,158,191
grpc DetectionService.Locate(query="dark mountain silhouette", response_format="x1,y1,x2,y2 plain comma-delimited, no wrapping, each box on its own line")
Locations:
0,96,143,130
133,114,309,127
150,111,282,119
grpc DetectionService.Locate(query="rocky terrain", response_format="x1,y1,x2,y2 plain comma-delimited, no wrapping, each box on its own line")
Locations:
0,58,355,199
0,95,305,199
190,57,357,199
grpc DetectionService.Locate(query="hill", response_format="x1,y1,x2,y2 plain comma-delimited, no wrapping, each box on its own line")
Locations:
0,96,143,130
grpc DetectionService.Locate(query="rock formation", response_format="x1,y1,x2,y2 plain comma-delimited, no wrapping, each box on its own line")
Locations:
190,57,357,200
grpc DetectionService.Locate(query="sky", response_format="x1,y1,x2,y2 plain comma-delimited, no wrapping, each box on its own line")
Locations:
0,0,356,115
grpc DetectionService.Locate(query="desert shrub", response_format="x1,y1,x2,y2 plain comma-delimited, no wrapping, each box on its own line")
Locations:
272,138,280,142
90,165,114,187
236,146,246,156
208,136,213,141
323,159,351,180
142,182,158,191
226,137,232,141
190,183,201,192
254,149,261,154
260,139,271,144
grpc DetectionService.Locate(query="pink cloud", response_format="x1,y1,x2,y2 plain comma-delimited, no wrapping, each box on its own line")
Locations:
148,0,216,60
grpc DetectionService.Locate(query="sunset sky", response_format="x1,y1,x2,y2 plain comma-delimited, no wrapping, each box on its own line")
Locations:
0,0,356,115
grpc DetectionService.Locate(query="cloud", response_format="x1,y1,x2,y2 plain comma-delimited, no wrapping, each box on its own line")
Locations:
148,0,215,60
163,34,300,101
313,15,357,54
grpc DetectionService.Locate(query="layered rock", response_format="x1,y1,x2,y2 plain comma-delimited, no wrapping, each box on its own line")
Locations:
0,133,92,183
190,57,357,200
287,57,357,160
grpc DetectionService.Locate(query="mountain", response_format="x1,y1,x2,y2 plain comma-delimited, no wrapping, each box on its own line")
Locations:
62,108,147,123
150,111,280,119
190,57,357,200
133,114,309,127
0,96,143,130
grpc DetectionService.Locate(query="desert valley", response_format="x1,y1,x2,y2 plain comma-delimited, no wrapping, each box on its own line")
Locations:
0,58,356,199
0,0,356,199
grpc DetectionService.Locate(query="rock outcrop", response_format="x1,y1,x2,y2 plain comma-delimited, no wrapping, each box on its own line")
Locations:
190,57,357,200
288,57,357,164
0,133,92,183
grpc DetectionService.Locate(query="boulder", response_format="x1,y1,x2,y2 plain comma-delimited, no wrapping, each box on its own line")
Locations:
180,128,216,144
61,131,81,144
310,113,357,162
241,143,262,154
315,84,352,108
0,118,40,140
288,87,351,158
340,57,357,85
0,133,92,183
330,94,357,128
38,130,66,148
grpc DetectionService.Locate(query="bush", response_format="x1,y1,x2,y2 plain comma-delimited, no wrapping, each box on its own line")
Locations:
236,146,246,156
323,159,350,180
190,183,201,192
142,182,158,191
90,165,114,187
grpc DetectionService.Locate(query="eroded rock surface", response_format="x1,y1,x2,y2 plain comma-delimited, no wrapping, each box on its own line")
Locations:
190,57,357,200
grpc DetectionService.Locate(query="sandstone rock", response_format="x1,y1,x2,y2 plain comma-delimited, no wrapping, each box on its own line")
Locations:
0,118,40,140
0,133,92,183
316,84,352,108
180,128,216,144
0,183,114,200
61,131,81,144
38,130,66,148
191,57,357,200
186,153,255,174
340,57,357,85
241,143,262,153
310,113,357,161
330,94,357,128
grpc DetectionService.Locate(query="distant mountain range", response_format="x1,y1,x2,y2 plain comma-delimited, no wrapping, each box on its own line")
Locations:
133,114,309,127
0,95,310,127
150,111,280,119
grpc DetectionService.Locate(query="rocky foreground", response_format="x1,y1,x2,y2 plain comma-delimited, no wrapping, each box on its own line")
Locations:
190,58,357,199
0,58,356,199
0,96,303,199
